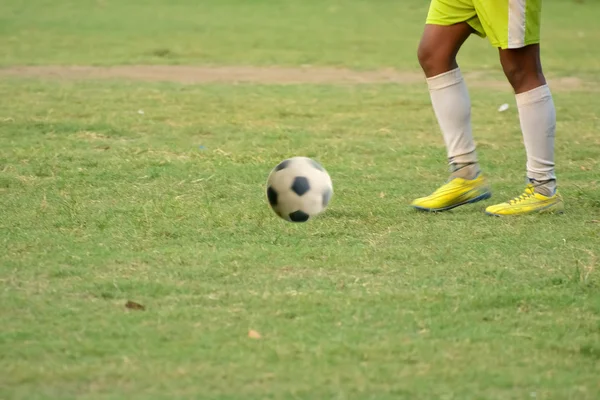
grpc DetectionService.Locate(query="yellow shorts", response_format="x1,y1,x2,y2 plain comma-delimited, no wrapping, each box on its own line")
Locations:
426,0,542,49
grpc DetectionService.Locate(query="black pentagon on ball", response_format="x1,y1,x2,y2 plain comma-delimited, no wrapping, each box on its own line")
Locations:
322,187,332,207
291,176,310,196
309,159,325,171
266,186,278,206
289,210,310,222
274,159,290,171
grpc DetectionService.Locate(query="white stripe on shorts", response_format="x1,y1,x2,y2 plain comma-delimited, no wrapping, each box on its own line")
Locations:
508,0,527,48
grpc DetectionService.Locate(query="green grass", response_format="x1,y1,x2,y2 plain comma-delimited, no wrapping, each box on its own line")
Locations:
2,79,600,399
1,0,600,75
2,0,600,399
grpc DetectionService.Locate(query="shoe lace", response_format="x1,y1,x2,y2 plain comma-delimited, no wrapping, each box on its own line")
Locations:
508,185,536,205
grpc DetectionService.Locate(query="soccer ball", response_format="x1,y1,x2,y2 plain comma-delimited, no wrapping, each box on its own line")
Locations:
266,157,333,222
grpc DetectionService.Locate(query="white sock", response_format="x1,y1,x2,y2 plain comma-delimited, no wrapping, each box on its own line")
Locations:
515,85,557,195
426,68,479,179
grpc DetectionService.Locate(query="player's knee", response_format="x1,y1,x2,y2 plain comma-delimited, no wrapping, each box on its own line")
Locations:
418,42,451,76
502,60,543,92
500,46,545,92
502,61,527,88
416,42,430,70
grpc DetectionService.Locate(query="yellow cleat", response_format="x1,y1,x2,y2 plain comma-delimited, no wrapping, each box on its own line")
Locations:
411,175,492,212
485,184,564,216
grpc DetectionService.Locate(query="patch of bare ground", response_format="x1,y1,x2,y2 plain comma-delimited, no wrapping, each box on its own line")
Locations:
0,65,596,91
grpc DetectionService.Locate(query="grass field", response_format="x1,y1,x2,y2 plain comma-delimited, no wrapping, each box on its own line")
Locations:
1,1,600,399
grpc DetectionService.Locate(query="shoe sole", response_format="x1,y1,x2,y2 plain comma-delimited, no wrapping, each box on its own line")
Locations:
412,191,492,213
485,203,565,217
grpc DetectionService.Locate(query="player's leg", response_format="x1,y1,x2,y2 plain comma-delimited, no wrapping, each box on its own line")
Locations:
418,22,481,181
474,0,563,215
411,1,492,212
499,45,555,194
499,44,546,93
417,23,472,78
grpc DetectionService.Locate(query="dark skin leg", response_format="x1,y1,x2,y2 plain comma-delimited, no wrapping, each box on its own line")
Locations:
499,44,546,94
417,22,479,178
418,22,546,93
417,24,552,191
417,23,474,78
500,43,554,190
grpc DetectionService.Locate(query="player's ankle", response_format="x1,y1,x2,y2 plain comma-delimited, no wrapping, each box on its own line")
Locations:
450,162,480,180
530,178,557,197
